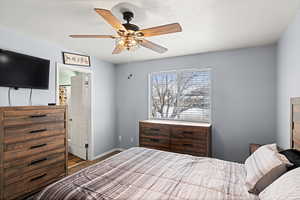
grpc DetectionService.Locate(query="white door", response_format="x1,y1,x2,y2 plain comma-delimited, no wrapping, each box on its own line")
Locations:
69,74,90,160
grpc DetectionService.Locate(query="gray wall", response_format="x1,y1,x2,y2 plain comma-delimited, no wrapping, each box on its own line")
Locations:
116,45,277,162
92,58,117,157
277,10,300,148
0,26,117,159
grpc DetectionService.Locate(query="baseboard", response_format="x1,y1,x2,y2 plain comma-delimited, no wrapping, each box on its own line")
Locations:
92,148,125,160
116,148,126,151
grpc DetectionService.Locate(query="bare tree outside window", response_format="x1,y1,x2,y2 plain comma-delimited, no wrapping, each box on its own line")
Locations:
150,69,211,122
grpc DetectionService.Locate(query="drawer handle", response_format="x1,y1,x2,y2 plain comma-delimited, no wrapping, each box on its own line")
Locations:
183,131,193,134
150,128,160,131
29,129,47,134
30,143,47,149
150,138,160,142
30,114,47,118
183,144,193,147
29,158,48,166
30,173,47,182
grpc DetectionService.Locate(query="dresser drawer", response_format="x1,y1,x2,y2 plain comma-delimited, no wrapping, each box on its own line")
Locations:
4,122,65,144
140,122,170,138
4,165,65,200
4,135,65,161
4,162,65,186
3,109,65,127
4,148,65,178
171,140,207,153
140,136,169,151
171,138,207,147
171,126,208,140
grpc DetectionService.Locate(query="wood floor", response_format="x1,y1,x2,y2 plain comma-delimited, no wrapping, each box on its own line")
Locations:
68,153,85,168
68,151,121,175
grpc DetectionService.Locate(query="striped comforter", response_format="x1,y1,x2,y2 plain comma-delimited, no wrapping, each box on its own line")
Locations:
35,147,258,200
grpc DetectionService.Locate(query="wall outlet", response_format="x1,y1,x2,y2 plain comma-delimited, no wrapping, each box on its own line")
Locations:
130,137,134,143
118,136,122,142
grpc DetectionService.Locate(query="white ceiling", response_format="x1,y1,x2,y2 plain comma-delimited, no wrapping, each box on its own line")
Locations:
0,0,300,64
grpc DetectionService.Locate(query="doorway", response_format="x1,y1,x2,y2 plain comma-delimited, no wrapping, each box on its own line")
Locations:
56,63,92,165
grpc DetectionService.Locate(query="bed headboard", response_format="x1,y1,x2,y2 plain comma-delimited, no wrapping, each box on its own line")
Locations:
291,97,300,151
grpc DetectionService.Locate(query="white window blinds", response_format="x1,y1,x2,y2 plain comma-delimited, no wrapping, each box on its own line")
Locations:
149,69,211,122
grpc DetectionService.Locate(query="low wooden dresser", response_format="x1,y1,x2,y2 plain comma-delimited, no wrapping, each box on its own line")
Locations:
139,120,212,157
0,106,68,200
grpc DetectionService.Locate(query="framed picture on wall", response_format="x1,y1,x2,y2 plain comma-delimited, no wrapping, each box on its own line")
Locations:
62,52,91,67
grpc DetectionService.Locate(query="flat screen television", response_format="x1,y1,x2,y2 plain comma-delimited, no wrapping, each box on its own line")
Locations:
0,49,50,89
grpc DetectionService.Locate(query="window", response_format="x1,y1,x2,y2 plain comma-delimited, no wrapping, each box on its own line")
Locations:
149,69,211,122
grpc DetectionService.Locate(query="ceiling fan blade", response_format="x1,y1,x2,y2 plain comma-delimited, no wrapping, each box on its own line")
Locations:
70,35,115,38
139,39,168,54
94,8,128,33
139,23,182,37
112,44,124,54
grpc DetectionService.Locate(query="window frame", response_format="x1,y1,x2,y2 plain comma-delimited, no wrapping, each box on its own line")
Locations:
148,68,212,123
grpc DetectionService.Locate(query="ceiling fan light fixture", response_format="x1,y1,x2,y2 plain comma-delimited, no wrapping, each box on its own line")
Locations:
127,44,140,51
115,37,140,52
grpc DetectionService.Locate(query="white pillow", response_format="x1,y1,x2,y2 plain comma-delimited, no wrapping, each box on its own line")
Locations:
244,144,292,194
259,167,300,200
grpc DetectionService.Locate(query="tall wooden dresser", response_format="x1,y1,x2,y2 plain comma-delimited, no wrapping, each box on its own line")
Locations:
0,106,68,200
139,120,212,157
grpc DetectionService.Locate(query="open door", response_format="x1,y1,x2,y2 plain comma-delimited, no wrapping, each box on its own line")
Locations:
69,74,90,160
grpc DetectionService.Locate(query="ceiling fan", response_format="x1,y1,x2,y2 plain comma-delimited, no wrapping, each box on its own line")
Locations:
70,8,182,54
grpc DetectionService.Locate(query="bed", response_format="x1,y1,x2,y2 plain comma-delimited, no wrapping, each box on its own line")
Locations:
35,98,300,200
35,147,257,200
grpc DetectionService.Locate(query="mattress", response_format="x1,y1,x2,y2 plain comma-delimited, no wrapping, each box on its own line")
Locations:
35,147,258,200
